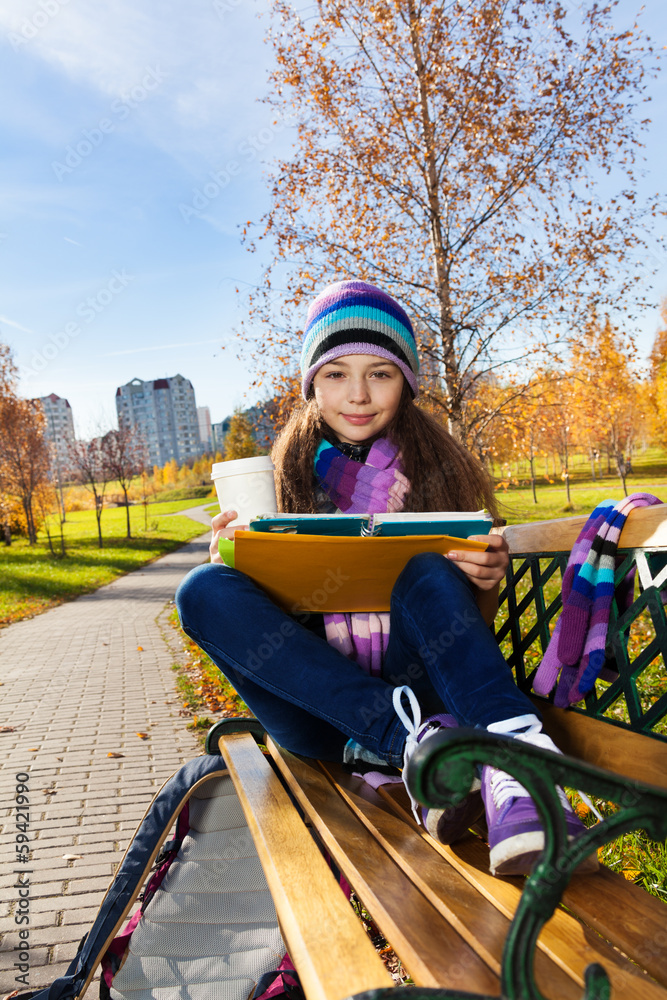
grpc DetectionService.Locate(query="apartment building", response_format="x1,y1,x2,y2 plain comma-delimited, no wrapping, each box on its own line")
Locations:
115,374,203,467
39,393,76,472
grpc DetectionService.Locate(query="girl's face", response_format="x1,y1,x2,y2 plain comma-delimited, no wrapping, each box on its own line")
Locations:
312,354,404,444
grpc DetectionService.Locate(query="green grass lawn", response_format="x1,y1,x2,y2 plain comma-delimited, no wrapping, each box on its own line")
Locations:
496,448,667,524
0,503,206,626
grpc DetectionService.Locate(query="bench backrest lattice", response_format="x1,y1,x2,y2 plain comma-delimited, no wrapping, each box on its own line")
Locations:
497,509,667,742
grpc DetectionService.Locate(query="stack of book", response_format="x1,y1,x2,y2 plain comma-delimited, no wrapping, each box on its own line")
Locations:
223,512,493,612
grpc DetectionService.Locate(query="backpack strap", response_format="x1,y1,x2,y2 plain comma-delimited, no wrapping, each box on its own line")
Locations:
9,755,229,1000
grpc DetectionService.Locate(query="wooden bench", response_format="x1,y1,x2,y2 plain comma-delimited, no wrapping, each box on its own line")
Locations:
207,504,667,1000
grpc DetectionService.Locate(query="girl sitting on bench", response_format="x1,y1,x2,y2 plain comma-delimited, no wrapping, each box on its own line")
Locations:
176,279,594,876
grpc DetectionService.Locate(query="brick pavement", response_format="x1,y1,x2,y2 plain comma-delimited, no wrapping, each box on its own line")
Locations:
0,516,213,995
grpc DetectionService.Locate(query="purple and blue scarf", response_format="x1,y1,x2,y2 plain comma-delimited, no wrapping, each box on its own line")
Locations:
533,492,665,706
315,437,410,675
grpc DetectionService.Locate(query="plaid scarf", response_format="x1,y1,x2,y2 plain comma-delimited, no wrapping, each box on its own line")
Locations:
315,437,410,675
533,492,664,706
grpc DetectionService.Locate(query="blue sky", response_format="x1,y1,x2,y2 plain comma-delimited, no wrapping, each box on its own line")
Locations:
0,0,665,438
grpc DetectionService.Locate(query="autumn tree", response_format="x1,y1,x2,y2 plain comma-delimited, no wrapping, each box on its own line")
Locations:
242,0,658,442
648,298,667,449
571,314,644,495
500,374,566,503
0,396,50,544
68,437,111,548
224,409,261,460
101,425,146,539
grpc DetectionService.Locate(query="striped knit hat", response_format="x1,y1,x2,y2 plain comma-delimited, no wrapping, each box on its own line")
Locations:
300,280,420,400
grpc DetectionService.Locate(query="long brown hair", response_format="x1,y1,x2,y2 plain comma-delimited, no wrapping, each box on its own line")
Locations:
271,381,499,518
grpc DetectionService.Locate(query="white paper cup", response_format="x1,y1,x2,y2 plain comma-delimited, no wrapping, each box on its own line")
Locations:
211,456,277,527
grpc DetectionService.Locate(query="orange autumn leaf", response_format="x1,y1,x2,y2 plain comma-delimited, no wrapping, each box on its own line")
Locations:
136,732,149,740
107,752,125,758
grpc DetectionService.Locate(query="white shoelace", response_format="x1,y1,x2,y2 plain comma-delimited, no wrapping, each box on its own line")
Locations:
393,689,603,824
393,685,432,821
488,725,603,821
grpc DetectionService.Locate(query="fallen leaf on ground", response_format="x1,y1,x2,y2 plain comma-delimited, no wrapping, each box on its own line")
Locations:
62,854,83,861
0,726,16,733
136,732,149,739
42,788,56,794
107,752,124,758
28,747,39,751
137,646,144,651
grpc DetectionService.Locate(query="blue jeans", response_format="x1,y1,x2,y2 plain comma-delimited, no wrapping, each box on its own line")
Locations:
175,552,536,766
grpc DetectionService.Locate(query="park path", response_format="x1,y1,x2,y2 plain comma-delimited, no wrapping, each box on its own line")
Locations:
0,507,214,995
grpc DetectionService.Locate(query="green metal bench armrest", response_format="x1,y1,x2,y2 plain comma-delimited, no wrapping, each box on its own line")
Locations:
400,728,667,1000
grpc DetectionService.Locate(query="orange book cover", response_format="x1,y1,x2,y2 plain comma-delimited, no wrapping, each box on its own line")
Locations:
233,531,488,613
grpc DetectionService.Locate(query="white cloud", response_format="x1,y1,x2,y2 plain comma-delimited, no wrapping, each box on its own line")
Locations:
0,314,34,334
104,338,222,356
0,0,274,164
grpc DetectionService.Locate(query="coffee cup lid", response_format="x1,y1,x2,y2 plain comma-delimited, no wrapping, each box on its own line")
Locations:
211,456,274,479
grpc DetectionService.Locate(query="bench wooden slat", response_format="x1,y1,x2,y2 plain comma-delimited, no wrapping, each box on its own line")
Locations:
312,759,582,1000
416,829,667,1000
328,771,660,1000
560,863,667,987
217,732,393,1000
500,503,667,553
536,700,667,790
268,740,501,995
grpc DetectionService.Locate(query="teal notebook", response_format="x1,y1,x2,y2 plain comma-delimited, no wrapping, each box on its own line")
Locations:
249,511,493,538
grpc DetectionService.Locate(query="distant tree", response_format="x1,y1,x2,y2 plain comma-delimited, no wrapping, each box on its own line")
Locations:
571,314,643,495
163,458,178,487
649,298,667,449
223,409,261,461
0,396,50,544
68,437,111,548
101,425,146,539
34,481,65,556
243,0,658,442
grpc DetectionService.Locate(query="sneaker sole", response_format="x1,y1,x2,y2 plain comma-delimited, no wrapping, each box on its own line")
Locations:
490,832,599,877
423,790,484,844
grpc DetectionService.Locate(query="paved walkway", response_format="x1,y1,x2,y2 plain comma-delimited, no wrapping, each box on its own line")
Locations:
0,510,213,995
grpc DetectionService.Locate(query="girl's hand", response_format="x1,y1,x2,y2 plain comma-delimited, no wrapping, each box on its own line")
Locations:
445,532,509,591
209,510,249,564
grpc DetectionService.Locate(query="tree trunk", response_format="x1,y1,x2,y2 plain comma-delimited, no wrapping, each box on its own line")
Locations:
23,497,36,545
615,452,629,497
406,0,462,437
95,504,104,548
530,456,537,503
43,520,55,555
123,487,132,539
589,448,596,481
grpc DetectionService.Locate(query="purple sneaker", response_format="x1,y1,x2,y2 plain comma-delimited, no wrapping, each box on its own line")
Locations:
481,731,599,876
393,686,483,844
